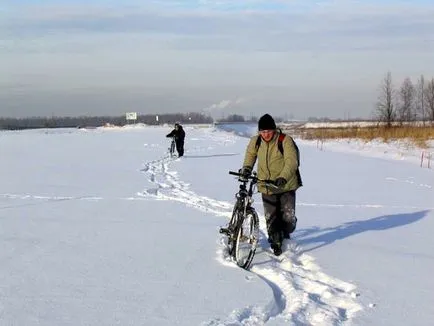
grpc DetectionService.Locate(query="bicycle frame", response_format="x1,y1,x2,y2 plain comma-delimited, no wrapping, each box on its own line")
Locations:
226,170,277,229
220,171,278,269
229,173,257,226
220,171,277,269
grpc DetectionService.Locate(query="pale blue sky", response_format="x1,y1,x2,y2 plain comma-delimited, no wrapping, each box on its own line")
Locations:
1,0,433,119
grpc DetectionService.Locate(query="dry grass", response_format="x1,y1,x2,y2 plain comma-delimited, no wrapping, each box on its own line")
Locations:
299,126,434,148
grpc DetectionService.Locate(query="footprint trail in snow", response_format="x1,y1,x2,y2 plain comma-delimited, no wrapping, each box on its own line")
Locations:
140,154,363,325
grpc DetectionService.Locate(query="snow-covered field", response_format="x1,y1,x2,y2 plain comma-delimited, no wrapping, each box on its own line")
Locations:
1,124,433,325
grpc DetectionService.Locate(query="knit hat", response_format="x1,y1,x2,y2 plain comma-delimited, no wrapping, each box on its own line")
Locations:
258,114,276,130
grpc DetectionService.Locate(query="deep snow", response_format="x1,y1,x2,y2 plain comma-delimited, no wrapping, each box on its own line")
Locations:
1,124,433,325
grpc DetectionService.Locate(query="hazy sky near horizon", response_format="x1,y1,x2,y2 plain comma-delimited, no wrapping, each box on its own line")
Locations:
1,0,434,119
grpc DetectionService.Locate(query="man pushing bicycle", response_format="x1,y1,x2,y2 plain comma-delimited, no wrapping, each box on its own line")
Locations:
239,114,302,256
166,122,185,157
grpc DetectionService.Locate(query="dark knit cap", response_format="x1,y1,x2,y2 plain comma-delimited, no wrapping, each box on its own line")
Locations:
258,114,276,130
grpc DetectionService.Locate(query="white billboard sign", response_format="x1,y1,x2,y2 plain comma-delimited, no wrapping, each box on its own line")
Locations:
126,112,137,121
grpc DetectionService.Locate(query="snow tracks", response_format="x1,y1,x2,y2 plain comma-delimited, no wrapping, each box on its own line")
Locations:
139,154,362,326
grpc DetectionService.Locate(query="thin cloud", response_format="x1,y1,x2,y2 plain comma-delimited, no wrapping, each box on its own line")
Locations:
3,2,433,48
1,1,434,118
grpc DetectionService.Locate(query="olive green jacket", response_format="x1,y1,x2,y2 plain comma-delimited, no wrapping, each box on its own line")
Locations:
242,131,302,194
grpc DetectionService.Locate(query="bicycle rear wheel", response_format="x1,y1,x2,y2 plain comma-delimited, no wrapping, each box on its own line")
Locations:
234,208,259,269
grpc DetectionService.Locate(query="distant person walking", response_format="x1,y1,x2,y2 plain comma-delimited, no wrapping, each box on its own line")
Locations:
166,123,185,157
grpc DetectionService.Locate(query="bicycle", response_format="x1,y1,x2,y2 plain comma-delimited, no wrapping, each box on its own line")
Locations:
219,170,277,269
168,137,176,157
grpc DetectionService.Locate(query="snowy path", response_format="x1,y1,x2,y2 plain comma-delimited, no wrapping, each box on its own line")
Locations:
139,151,362,325
139,155,233,217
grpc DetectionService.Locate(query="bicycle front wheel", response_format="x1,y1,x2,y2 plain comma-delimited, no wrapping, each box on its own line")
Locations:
234,208,259,269
170,141,176,156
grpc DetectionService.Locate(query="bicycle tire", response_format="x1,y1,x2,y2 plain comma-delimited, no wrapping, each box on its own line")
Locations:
226,207,239,256
233,208,259,269
170,141,176,157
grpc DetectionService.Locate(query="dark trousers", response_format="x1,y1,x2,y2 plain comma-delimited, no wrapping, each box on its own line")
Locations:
262,190,297,243
176,140,184,157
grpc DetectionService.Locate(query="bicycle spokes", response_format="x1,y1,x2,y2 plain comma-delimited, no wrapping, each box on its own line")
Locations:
234,211,259,269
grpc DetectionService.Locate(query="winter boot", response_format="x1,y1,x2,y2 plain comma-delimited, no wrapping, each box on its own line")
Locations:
271,242,282,256
269,231,283,256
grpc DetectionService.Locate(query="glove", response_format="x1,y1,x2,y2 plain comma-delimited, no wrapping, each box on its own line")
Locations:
274,177,287,187
240,166,252,178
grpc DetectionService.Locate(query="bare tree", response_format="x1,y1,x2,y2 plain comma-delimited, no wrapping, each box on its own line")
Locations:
416,75,427,122
376,71,396,127
425,78,434,121
398,77,416,122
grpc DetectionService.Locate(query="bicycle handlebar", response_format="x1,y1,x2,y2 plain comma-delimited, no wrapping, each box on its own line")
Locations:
228,171,245,177
228,171,279,188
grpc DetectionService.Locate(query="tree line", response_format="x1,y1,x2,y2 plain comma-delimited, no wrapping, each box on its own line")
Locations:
0,112,213,130
376,72,434,126
216,114,260,123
